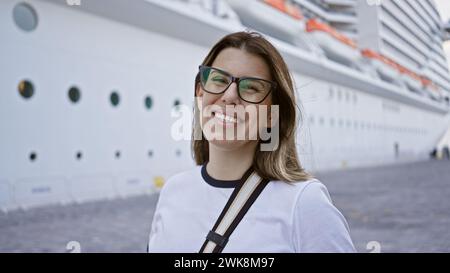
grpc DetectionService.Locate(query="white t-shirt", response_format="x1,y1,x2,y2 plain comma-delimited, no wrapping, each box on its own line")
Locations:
147,164,356,253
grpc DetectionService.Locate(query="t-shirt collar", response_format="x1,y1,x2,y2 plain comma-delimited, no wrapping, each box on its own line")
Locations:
201,162,254,188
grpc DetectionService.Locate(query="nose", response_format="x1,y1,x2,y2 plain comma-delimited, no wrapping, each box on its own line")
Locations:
220,82,240,104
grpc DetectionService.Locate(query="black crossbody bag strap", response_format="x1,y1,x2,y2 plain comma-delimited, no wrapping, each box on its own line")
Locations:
199,171,269,253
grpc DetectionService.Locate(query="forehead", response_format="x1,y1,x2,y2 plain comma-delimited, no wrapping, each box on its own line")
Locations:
211,47,271,80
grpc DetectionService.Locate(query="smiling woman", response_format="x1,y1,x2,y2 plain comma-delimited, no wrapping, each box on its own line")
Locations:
147,31,355,253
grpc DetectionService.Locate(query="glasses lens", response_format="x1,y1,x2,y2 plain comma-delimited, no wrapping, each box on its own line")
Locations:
239,79,271,103
200,67,231,94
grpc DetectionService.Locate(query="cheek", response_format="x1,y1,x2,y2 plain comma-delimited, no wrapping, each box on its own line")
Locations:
201,95,216,117
204,91,222,102
249,103,272,127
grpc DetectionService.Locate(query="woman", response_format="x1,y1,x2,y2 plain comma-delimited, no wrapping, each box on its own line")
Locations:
147,31,355,253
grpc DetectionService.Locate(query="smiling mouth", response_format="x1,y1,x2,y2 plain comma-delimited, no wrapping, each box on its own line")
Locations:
213,112,238,124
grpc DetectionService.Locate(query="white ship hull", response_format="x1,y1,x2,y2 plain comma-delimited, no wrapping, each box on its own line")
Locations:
1,0,449,211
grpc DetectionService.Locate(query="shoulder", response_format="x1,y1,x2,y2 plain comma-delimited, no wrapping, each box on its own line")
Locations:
293,179,333,207
287,179,356,252
289,178,338,220
266,178,328,205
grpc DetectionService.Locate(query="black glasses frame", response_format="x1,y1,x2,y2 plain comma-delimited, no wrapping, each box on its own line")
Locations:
198,65,276,104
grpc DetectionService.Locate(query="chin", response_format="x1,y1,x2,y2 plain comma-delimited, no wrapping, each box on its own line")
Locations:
209,138,257,151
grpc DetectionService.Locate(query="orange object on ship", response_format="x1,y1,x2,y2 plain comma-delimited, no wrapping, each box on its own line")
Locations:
306,18,357,48
263,0,303,20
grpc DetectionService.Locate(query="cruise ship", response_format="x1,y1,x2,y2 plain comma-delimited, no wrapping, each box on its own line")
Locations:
1,0,450,211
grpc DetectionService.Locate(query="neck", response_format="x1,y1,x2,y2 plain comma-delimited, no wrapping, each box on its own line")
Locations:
207,142,257,181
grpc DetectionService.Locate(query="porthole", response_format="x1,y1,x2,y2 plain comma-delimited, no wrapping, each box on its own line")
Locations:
68,86,81,103
29,151,37,162
148,150,153,158
173,99,181,109
144,96,153,110
18,80,34,99
110,91,120,107
115,150,121,159
76,151,83,160
13,2,38,32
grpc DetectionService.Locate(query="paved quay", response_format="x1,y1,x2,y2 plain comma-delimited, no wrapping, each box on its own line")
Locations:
1,159,449,253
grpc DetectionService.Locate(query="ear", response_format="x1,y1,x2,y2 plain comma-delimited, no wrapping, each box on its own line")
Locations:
195,84,203,110
195,83,203,97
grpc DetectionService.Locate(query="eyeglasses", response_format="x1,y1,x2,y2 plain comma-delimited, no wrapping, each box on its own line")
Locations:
198,65,276,104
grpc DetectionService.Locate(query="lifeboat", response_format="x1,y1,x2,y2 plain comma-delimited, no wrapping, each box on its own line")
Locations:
225,0,305,45
361,49,401,83
361,48,428,95
397,65,424,92
305,18,360,64
421,77,443,101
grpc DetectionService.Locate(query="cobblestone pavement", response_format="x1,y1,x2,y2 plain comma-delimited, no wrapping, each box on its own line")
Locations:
1,160,449,253
317,159,450,253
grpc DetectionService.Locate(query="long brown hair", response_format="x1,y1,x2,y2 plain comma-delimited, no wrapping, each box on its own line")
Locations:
192,31,312,183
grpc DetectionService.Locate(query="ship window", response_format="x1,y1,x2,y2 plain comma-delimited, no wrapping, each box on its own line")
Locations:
18,80,34,99
110,91,120,107
330,118,335,127
76,151,83,160
29,151,37,162
345,92,350,102
176,149,181,157
329,87,334,99
148,150,153,158
319,117,324,126
13,2,38,32
145,96,153,110
309,116,314,125
337,89,342,101
173,99,181,109
68,86,81,103
115,150,121,159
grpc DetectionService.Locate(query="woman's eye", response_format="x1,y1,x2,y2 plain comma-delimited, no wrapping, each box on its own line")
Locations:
243,86,261,93
212,76,228,84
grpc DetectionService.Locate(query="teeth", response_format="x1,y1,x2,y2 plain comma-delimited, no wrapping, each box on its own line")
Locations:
215,112,237,123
